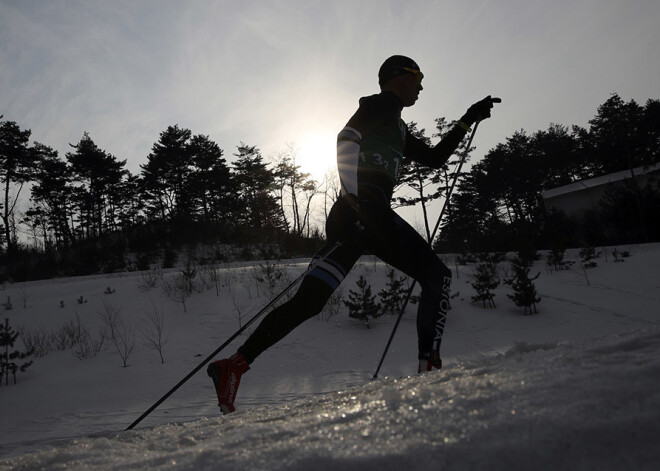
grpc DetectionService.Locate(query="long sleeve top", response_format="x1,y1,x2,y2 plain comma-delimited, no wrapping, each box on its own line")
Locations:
337,91,468,207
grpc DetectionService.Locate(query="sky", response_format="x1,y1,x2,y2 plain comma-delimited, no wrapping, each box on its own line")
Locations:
1,0,659,182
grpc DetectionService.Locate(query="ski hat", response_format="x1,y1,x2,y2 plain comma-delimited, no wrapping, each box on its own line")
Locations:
378,55,422,85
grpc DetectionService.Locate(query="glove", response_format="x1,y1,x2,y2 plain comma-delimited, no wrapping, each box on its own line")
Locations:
461,96,501,126
338,194,396,247
343,193,361,214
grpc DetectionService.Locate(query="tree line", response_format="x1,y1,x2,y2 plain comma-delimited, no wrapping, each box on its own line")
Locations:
2,93,658,280
435,93,660,253
0,121,338,279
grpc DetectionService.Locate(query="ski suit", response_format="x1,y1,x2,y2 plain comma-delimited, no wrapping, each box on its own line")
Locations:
239,91,470,364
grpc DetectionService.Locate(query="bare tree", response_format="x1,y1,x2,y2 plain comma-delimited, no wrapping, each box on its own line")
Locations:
161,265,198,313
99,301,135,367
321,169,340,221
141,301,167,363
19,288,29,308
203,264,222,296
272,144,321,236
138,265,163,291
229,285,251,329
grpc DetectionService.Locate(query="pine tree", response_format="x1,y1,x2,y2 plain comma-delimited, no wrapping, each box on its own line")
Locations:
66,132,128,239
471,262,499,308
343,275,382,328
140,125,194,221
0,120,38,255
1,318,34,385
232,143,285,232
378,268,408,314
504,257,541,315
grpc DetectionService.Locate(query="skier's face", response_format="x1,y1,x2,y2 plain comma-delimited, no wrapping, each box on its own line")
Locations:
396,71,424,107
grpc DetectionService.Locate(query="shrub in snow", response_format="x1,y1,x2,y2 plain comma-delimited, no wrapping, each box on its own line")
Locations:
579,246,600,268
138,266,164,291
255,261,285,298
162,263,200,313
18,318,106,361
18,325,51,358
612,248,630,263
52,317,84,351
471,262,499,308
378,268,408,315
504,256,541,315
1,318,34,386
179,262,199,296
546,248,574,272
343,275,382,329
202,264,222,296
73,328,107,360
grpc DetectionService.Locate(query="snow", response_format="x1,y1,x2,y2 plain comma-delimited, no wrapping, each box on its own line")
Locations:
1,244,659,470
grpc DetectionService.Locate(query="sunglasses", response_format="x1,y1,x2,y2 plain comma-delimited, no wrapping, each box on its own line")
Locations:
402,67,424,83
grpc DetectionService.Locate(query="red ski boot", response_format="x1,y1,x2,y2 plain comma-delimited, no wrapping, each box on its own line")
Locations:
418,351,442,374
207,352,250,414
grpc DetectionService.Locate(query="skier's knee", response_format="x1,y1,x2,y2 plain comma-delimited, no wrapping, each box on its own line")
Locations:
290,276,334,319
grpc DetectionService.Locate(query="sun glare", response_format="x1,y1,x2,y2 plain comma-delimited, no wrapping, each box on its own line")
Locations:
295,130,336,181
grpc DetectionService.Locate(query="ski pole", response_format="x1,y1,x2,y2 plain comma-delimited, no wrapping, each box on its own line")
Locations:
126,239,344,431
372,122,480,379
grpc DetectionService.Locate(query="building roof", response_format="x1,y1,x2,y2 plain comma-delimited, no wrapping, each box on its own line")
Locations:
541,163,660,199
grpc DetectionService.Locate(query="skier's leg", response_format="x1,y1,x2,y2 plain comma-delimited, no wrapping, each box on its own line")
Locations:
372,210,452,370
238,198,363,363
415,268,451,371
208,241,360,413
208,198,362,413
238,260,350,363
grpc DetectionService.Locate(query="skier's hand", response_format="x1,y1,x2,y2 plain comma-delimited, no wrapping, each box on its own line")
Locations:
344,193,361,214
461,96,501,125
341,194,394,246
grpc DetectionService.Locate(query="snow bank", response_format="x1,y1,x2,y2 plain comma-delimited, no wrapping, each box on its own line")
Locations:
3,327,659,470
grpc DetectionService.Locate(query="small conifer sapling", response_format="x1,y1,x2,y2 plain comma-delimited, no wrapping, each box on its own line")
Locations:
1,318,34,386
471,262,499,308
504,257,541,315
378,268,408,315
343,275,382,329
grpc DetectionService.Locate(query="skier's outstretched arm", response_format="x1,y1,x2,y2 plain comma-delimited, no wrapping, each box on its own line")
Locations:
405,95,501,168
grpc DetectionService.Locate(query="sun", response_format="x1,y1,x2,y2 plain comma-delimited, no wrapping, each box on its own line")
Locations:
295,129,336,182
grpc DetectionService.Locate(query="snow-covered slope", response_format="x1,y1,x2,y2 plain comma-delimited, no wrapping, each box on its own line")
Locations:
4,328,660,470
1,244,659,469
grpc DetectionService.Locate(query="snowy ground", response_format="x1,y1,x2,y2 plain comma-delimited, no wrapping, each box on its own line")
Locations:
1,243,659,470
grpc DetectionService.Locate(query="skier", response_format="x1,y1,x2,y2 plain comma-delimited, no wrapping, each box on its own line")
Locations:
208,55,499,414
